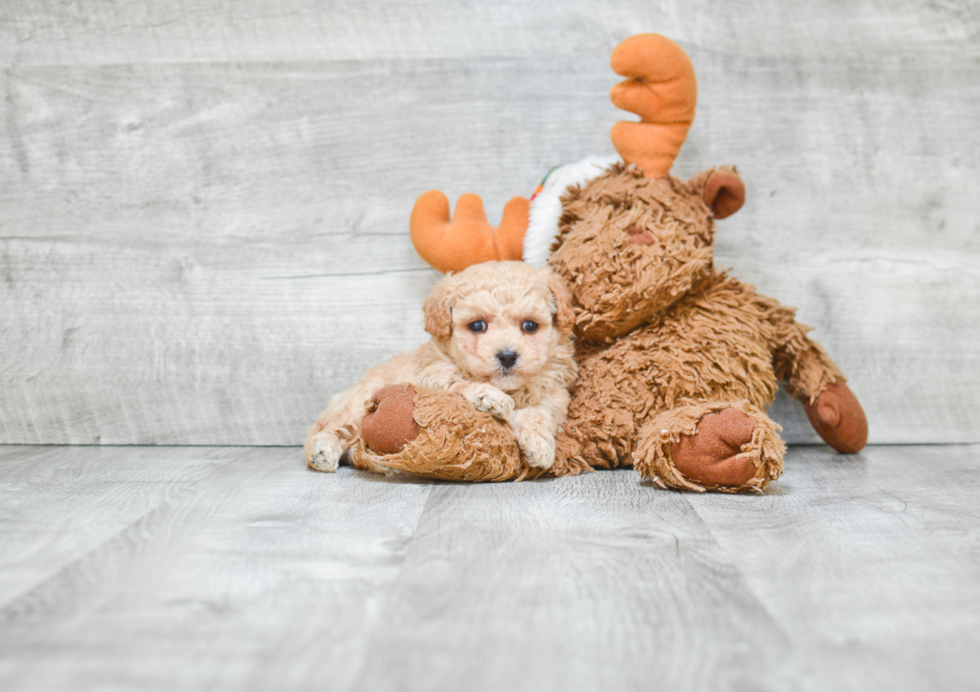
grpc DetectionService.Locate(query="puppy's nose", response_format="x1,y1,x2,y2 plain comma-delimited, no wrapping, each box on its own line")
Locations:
496,349,519,369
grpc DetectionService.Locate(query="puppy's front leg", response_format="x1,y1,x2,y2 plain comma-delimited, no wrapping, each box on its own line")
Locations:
461,383,515,419
417,361,516,420
512,407,557,469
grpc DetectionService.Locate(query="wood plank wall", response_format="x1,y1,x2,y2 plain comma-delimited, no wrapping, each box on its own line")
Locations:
1,1,978,445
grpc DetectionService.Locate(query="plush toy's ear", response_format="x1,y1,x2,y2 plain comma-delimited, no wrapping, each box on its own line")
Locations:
547,273,576,334
703,169,745,219
689,167,746,219
422,279,454,341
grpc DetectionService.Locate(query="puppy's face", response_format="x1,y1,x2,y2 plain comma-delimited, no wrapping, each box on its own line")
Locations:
423,261,575,392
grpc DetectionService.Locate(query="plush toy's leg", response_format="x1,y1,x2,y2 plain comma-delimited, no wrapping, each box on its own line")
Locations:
353,385,528,482
769,313,869,453
632,401,785,493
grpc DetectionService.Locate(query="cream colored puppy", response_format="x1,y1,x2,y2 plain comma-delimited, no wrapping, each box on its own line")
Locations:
305,261,577,473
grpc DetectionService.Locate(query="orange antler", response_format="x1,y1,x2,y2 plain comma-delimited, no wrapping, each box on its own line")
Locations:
610,34,697,178
410,191,528,274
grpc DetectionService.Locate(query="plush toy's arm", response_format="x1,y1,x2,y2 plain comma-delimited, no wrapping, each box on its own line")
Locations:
358,385,527,482
762,298,868,453
416,360,516,419
766,304,844,402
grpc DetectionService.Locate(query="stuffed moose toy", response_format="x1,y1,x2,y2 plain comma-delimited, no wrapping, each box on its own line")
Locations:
347,34,868,492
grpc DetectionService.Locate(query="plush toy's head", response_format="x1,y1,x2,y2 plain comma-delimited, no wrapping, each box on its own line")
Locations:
549,165,727,343
540,33,748,342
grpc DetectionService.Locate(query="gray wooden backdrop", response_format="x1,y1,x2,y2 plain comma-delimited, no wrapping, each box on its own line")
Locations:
1,1,978,446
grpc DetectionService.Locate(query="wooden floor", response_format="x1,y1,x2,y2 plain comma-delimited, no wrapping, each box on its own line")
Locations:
0,445,977,691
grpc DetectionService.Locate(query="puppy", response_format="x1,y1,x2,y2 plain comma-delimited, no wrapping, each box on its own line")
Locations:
305,261,577,473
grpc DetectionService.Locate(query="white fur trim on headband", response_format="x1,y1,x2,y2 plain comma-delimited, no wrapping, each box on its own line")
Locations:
523,155,620,267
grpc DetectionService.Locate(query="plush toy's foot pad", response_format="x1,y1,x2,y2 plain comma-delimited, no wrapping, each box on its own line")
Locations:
671,408,759,488
634,401,785,493
361,385,420,455
352,386,526,482
803,380,868,454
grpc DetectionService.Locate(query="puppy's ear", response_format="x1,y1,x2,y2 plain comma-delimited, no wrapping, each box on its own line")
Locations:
547,273,576,334
422,279,454,341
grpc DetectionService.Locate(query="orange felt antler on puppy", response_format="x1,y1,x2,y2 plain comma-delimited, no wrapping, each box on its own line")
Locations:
410,191,529,274
610,34,697,178
411,34,696,273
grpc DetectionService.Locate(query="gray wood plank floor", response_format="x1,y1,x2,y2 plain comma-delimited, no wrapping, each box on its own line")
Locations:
1,444,977,692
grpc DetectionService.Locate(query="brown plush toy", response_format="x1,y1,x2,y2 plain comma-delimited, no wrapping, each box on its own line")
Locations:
358,34,868,492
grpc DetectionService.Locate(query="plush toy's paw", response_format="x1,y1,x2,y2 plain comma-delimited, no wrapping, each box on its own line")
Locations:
671,407,759,488
803,380,868,454
462,383,515,419
361,385,421,455
307,432,343,472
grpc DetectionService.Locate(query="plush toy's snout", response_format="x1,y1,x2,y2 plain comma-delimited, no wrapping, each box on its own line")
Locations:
628,227,655,245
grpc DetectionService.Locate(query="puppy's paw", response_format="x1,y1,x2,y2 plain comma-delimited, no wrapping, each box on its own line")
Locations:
513,408,557,469
462,383,515,419
307,432,343,472
517,428,556,469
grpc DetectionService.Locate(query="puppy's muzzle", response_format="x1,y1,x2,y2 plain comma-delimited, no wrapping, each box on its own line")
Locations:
496,349,519,370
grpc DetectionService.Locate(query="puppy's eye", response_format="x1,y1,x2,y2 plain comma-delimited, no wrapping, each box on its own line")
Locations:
467,320,487,334
522,320,539,333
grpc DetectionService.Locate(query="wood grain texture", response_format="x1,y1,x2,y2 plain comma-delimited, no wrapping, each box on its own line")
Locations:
0,443,978,691
350,473,799,692
689,445,980,692
0,445,238,606
0,445,433,691
1,1,978,445
1,0,977,65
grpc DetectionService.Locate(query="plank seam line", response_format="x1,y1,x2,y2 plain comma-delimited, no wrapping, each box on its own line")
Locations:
684,494,799,650
0,448,245,614
342,481,437,690
261,268,430,280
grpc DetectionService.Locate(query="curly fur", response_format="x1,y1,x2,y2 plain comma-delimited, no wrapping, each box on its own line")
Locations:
547,165,843,491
